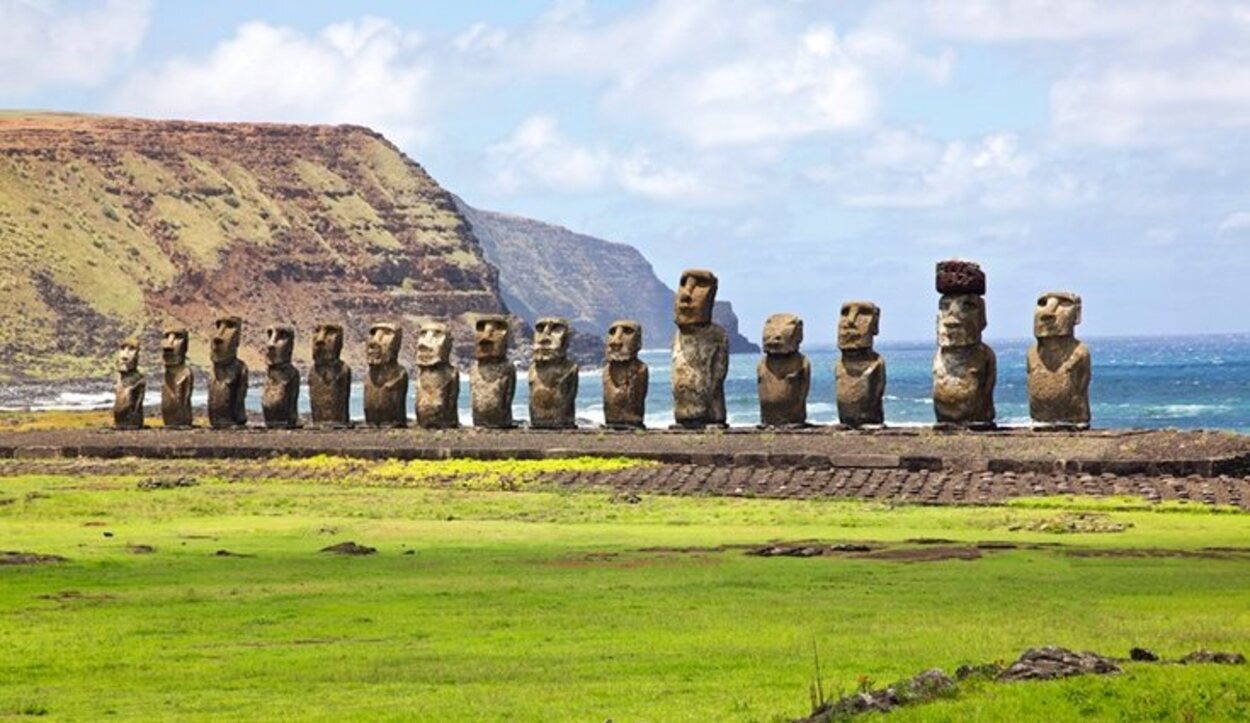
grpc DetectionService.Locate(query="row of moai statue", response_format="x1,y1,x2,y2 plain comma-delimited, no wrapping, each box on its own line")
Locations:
112,261,1090,431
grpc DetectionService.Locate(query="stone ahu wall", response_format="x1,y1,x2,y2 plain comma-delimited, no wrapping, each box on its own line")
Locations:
111,260,1091,431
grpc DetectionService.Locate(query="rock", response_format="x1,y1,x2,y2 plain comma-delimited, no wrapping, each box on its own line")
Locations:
935,259,986,295
836,301,886,427
798,668,955,722
602,320,648,429
207,317,248,429
997,647,1121,681
363,323,408,428
528,318,578,429
758,313,810,428
1129,647,1159,662
0,551,67,565
1180,650,1246,665
1028,292,1091,427
160,328,194,428
470,314,516,429
112,338,145,430
414,321,459,429
262,325,300,429
320,541,377,556
309,324,351,427
137,476,198,490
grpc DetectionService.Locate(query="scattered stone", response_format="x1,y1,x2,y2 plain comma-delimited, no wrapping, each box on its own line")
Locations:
137,476,199,490
750,544,825,558
320,541,377,556
998,647,1120,681
1008,513,1130,534
127,544,155,554
0,551,67,565
797,669,956,722
1129,647,1159,662
829,543,872,552
213,549,252,558
954,662,1003,680
1180,650,1246,665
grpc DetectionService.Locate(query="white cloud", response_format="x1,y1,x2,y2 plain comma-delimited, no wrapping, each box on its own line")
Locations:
487,115,610,193
1218,212,1250,243
0,0,151,94
111,18,431,144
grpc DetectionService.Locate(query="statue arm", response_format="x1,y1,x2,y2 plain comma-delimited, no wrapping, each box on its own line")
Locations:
637,364,649,405
799,357,811,402
235,362,249,420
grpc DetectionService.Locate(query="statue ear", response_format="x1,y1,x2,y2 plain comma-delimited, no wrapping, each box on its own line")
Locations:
978,299,988,331
869,310,880,335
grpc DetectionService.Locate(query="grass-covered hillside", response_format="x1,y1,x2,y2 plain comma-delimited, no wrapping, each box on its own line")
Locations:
2,457,1247,721
0,112,507,381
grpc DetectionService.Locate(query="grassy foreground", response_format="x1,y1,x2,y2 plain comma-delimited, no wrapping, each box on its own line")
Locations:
1,458,1249,721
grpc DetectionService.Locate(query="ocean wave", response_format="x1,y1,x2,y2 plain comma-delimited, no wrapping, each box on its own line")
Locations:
1143,403,1233,419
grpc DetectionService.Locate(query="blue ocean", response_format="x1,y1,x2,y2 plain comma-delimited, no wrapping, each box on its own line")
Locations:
9,335,1250,432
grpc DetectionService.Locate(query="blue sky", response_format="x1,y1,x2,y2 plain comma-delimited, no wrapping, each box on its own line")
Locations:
4,0,1250,343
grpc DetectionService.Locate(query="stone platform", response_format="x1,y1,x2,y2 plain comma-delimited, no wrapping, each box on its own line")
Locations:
1,427,1248,477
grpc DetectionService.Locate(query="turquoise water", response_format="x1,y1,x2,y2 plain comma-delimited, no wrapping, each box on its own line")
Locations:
11,334,1250,431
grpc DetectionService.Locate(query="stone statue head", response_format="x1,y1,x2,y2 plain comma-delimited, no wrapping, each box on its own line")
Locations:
606,320,642,362
475,315,510,362
367,323,402,366
839,301,880,351
1034,291,1082,339
312,323,344,366
211,316,243,364
266,326,295,366
117,338,140,374
674,269,718,328
415,321,453,367
161,328,188,367
937,294,986,348
533,317,570,362
762,313,803,356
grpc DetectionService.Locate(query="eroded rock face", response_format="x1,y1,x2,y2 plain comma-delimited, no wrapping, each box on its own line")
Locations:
836,301,886,427
261,325,300,429
364,323,408,428
672,269,728,428
414,321,459,429
1028,292,1091,427
160,328,193,428
309,323,351,427
208,317,248,429
757,313,810,428
113,338,145,430
471,314,516,429
528,317,578,429
603,320,647,429
933,291,996,426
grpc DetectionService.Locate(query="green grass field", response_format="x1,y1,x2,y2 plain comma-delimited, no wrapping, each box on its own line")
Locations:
2,458,1248,721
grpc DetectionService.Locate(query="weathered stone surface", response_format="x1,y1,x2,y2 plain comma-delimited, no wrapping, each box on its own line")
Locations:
836,301,886,427
997,647,1120,681
363,323,408,428
935,259,986,295
309,323,351,427
528,318,578,429
414,321,459,429
672,270,728,428
113,338,145,430
757,313,809,428
934,293,996,426
471,314,516,428
603,320,648,429
1028,292,1091,427
207,317,248,429
160,328,193,428
261,326,299,429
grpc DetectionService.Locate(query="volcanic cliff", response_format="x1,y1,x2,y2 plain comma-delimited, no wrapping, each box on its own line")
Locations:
0,113,511,380
455,199,759,353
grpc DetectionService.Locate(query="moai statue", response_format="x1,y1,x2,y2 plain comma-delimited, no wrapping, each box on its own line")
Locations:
414,321,460,429
602,320,648,429
113,338,145,430
933,261,996,427
160,328,193,428
208,316,248,429
757,313,810,428
671,269,728,428
836,301,886,427
1028,292,1091,428
364,323,408,428
309,323,351,428
528,317,578,429
470,314,516,429
261,325,300,429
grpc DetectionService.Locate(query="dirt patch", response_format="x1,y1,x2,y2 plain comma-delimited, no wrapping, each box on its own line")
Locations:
855,546,982,563
1064,548,1239,560
549,551,715,569
213,549,253,558
904,537,958,545
320,541,376,556
0,550,67,565
137,476,198,490
127,544,156,554
36,590,113,603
